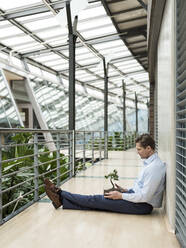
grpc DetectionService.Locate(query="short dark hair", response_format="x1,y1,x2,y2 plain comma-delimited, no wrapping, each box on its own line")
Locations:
135,133,155,150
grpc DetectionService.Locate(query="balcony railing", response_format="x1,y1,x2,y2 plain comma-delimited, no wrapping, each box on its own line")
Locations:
0,128,137,225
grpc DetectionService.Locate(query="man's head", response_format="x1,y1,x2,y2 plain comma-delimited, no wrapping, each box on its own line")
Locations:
135,134,155,159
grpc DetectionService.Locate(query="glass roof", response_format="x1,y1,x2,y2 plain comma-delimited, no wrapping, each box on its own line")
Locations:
0,0,149,110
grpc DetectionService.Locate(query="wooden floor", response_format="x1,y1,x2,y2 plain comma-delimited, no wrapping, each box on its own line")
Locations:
0,149,180,248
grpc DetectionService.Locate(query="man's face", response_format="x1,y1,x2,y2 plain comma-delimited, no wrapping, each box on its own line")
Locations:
136,142,153,159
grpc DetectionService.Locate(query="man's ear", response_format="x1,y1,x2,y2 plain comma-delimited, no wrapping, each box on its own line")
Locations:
146,145,151,151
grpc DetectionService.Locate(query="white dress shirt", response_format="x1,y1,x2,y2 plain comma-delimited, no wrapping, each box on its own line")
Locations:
122,153,166,208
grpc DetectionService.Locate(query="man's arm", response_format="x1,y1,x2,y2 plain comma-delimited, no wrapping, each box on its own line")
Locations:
104,191,123,200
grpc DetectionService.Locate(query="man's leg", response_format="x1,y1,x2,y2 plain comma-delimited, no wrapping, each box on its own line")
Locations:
61,191,153,215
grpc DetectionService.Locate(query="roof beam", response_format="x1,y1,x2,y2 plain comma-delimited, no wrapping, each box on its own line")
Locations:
117,16,147,25
110,6,143,17
136,0,147,11
101,0,147,72
106,0,127,3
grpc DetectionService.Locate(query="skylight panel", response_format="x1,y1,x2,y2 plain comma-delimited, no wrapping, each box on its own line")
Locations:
36,27,67,39
76,53,96,61
44,60,67,67
77,57,100,65
78,16,111,30
114,60,139,67
77,75,97,81
2,36,36,47
93,39,124,50
52,64,68,71
79,5,106,20
17,12,52,23
33,54,62,63
0,20,10,27
0,0,42,10
47,37,68,46
18,44,46,53
0,26,24,38
80,25,116,40
23,17,59,31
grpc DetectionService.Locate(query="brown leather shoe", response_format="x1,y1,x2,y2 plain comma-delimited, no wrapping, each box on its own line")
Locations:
44,179,62,209
44,178,61,193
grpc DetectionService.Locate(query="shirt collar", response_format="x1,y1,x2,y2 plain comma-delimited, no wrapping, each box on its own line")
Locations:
143,152,158,166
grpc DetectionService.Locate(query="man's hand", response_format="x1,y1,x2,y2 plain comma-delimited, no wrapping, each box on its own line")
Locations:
104,191,123,200
115,183,128,193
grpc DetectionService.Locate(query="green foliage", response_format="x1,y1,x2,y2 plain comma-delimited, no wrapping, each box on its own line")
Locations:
105,169,119,181
87,132,137,151
1,132,68,219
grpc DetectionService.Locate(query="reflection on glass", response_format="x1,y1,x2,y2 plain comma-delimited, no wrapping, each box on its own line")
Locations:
0,70,22,128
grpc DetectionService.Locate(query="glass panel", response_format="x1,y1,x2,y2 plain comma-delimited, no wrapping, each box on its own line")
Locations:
0,69,22,128
81,25,116,40
37,27,67,39
24,17,59,31
29,78,68,129
0,0,42,10
3,36,35,47
79,5,106,20
0,26,24,38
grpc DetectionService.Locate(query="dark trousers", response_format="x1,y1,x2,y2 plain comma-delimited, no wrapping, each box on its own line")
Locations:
60,191,153,215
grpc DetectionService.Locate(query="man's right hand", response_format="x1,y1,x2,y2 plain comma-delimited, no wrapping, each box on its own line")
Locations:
115,183,128,193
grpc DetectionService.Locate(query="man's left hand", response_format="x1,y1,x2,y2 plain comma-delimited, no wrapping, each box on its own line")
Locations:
104,191,123,200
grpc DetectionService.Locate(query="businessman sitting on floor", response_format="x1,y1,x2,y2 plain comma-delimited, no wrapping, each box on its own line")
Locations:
44,133,166,215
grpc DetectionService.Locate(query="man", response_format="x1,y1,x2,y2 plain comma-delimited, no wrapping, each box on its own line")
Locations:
44,134,166,215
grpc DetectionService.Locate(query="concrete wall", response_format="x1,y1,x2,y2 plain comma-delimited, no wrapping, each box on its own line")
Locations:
156,0,176,231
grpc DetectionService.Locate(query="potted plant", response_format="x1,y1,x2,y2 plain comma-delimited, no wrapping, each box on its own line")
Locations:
104,169,122,195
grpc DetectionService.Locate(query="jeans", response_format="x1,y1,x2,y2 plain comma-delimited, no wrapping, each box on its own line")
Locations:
60,190,153,215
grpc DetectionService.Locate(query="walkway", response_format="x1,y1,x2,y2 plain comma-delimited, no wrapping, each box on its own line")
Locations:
0,149,180,248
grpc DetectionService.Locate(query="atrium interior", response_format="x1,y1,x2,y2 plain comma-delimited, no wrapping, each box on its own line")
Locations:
0,0,185,247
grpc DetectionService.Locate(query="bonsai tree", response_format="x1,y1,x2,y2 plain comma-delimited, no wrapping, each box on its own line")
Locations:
104,169,119,188
104,169,119,194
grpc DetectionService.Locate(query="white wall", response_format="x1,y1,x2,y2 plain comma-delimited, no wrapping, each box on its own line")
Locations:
157,0,176,231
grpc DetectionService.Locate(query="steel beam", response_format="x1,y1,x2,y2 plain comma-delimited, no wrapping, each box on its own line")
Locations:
136,0,147,10
146,100,149,133
135,92,138,133
103,58,108,159
110,7,143,18
66,2,77,131
117,16,147,25
122,80,126,133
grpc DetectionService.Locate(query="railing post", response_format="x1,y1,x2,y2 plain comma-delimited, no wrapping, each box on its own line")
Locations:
123,132,125,150
92,132,94,166
0,134,3,225
104,131,108,159
99,131,102,161
69,130,75,177
56,133,60,187
34,133,39,202
130,132,132,148
69,131,73,178
83,131,86,170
